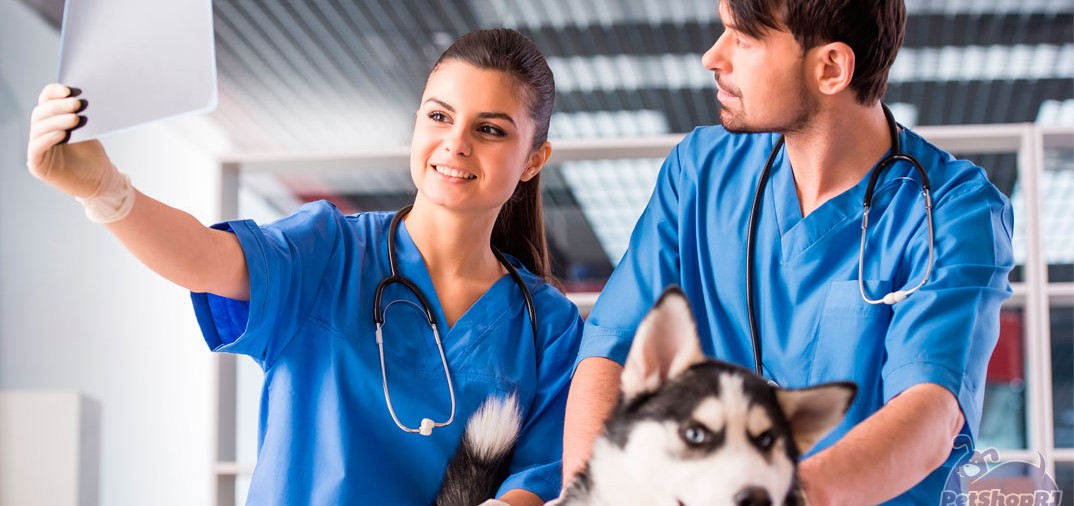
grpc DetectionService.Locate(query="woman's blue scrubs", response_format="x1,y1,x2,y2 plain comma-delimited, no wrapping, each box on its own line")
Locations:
191,202,582,504
578,125,1014,504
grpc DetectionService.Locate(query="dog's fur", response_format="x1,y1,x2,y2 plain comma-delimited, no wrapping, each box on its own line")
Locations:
560,288,856,506
437,287,856,505
435,394,522,506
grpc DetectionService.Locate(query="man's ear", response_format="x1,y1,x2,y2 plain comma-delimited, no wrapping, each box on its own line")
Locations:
620,287,707,400
775,382,856,454
521,141,552,182
809,41,855,97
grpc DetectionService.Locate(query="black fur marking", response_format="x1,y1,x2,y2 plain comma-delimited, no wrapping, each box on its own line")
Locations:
434,430,516,506
750,429,775,452
561,463,594,501
605,360,803,465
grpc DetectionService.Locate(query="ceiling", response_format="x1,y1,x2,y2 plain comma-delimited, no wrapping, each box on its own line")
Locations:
24,0,1074,287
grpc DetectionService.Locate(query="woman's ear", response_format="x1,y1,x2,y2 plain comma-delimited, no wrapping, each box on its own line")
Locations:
810,41,855,97
521,141,552,182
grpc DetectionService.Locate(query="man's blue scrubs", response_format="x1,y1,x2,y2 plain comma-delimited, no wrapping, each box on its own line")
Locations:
578,125,1014,504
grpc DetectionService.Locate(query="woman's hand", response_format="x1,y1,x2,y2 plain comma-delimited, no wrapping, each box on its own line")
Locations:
27,83,116,198
26,83,249,298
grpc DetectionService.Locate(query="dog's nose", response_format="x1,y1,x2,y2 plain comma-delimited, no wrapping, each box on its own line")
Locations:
734,486,772,506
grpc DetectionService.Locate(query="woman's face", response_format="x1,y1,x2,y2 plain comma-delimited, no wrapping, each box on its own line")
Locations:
410,60,548,216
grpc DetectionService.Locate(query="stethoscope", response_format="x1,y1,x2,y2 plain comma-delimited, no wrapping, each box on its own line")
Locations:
744,104,935,379
372,205,538,436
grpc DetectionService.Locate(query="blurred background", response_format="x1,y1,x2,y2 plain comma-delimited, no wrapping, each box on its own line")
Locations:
1,0,1071,504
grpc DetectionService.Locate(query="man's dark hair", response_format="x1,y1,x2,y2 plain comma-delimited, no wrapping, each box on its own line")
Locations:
725,0,906,104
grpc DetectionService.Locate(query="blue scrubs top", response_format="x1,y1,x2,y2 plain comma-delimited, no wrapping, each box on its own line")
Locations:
191,202,582,504
578,126,1014,504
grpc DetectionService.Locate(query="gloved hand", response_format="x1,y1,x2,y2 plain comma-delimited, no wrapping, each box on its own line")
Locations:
27,84,116,197
477,500,510,506
28,83,133,222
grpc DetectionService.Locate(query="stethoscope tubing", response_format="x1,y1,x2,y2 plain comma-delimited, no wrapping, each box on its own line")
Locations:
373,205,538,435
745,135,785,378
745,104,935,380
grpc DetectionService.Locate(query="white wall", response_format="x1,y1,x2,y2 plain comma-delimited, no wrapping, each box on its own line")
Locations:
1,391,101,506
0,1,221,504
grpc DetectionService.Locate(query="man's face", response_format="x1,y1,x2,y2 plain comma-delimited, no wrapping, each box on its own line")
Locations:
701,1,818,134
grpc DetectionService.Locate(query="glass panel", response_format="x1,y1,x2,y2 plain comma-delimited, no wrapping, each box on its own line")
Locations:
1043,149,1074,283
1054,304,1074,449
550,159,660,291
1056,463,1073,506
980,307,1030,450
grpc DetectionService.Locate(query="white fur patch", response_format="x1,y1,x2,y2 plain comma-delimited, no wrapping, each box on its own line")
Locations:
465,394,521,460
691,397,726,433
715,374,749,421
621,291,706,399
747,404,773,437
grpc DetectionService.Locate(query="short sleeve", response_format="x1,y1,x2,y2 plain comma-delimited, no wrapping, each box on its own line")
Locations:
496,287,584,500
190,200,345,369
880,181,1014,438
576,142,686,368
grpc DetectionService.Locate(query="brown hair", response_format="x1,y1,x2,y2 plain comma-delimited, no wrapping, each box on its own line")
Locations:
433,28,559,286
725,0,906,104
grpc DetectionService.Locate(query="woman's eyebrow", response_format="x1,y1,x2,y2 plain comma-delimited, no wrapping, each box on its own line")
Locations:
424,97,516,126
478,111,516,126
424,97,455,112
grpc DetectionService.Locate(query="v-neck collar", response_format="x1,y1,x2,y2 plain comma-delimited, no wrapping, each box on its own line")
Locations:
392,217,516,334
768,134,901,264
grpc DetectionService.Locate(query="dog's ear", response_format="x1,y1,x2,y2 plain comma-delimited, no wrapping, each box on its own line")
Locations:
775,382,856,454
621,288,706,399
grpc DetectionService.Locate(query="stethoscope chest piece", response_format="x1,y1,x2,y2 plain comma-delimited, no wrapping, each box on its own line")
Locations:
419,418,435,436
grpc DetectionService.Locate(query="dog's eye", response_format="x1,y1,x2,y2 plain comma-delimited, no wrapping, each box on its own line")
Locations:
681,424,710,446
753,430,775,450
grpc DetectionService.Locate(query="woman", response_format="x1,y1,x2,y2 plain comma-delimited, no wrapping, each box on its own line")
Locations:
27,29,580,505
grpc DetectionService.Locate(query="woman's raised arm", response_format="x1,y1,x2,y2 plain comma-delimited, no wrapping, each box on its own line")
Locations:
27,83,250,300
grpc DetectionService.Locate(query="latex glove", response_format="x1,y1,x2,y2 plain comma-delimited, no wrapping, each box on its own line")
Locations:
27,83,116,198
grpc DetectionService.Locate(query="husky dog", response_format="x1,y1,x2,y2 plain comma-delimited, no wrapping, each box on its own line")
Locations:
560,288,856,506
435,394,522,506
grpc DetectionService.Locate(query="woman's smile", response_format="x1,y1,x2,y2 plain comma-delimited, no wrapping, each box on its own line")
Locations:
431,164,477,181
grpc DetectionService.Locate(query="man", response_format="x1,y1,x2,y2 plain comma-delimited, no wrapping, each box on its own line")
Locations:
562,0,1014,503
